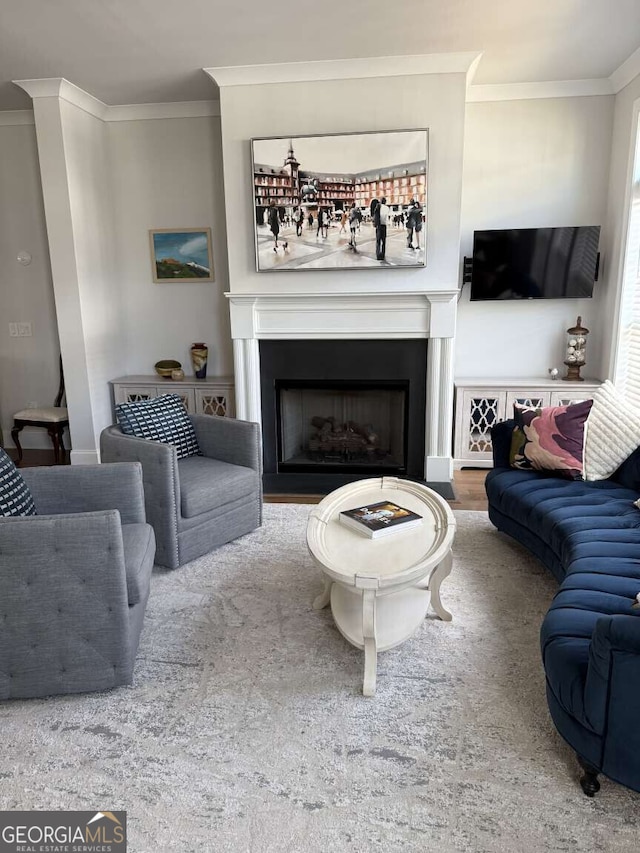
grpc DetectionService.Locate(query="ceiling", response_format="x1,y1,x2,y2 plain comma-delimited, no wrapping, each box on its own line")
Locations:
1,0,639,111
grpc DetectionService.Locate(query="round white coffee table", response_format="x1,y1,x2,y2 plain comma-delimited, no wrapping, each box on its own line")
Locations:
307,477,456,696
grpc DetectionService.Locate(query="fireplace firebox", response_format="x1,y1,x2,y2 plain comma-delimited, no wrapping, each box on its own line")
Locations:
260,340,427,493
276,380,409,474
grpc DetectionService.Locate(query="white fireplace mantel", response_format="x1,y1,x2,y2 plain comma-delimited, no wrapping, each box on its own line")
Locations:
225,290,458,482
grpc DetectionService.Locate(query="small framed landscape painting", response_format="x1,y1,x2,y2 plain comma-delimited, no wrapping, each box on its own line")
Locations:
251,129,428,272
150,228,214,282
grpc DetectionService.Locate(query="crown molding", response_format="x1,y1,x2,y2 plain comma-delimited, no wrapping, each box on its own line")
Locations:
14,78,108,118
13,77,65,100
610,45,640,94
106,100,220,121
205,53,481,87
12,78,219,122
0,110,34,126
466,54,483,88
466,78,613,102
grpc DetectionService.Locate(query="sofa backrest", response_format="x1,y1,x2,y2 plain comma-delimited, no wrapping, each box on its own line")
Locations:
611,443,640,491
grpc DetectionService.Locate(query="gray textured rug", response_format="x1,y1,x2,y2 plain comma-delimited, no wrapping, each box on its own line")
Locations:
1,507,639,852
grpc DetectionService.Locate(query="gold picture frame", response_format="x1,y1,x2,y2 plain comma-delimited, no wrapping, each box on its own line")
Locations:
149,228,214,283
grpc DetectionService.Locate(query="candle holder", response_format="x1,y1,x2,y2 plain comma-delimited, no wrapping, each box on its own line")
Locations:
563,316,588,382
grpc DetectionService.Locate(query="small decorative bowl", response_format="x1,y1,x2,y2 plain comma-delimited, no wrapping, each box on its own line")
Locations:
154,359,182,378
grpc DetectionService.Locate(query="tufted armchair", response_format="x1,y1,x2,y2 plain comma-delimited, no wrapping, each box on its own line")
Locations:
100,415,262,569
0,463,155,700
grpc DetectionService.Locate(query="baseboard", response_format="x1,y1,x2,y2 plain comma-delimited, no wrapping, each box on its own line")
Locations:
70,450,100,465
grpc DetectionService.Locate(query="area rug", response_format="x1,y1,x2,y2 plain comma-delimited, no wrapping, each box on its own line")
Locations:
1,507,639,852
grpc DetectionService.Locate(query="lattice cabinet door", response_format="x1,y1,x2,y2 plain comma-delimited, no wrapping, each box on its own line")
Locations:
550,390,596,407
456,389,507,464
194,388,235,418
114,386,159,405
168,388,195,413
505,391,551,415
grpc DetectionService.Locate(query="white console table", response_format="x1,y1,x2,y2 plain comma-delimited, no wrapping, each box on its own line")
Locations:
110,375,235,418
454,377,601,468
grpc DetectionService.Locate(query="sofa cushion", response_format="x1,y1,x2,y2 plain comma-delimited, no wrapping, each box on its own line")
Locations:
510,400,592,479
0,448,36,518
122,523,155,606
584,380,640,481
486,469,640,579
115,394,200,460
178,456,259,519
561,571,640,601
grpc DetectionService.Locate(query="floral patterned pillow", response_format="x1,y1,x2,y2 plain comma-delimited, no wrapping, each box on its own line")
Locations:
509,400,593,479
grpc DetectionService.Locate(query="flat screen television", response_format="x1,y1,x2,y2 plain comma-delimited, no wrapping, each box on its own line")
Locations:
470,226,600,301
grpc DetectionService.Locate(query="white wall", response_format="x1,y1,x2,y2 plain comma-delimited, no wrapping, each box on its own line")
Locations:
457,96,614,379
108,116,232,376
0,121,61,449
594,73,640,381
219,73,467,294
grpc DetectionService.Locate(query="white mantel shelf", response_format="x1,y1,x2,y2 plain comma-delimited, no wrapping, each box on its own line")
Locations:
225,291,457,341
225,289,458,483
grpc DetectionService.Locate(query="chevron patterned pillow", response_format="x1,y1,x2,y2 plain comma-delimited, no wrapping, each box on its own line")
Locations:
115,394,200,459
0,448,37,517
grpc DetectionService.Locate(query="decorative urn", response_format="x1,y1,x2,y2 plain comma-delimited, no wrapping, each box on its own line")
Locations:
563,316,589,382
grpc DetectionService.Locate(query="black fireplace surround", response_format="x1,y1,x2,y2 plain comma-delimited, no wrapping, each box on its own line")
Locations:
260,340,427,493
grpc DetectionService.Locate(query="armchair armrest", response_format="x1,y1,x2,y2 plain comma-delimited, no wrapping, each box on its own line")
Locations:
0,510,132,699
490,419,515,469
101,425,181,569
191,415,262,473
20,462,146,524
100,427,179,508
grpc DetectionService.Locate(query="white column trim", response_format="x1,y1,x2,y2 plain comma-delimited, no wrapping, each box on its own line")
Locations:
426,338,442,460
232,339,248,421
437,337,455,458
233,339,261,425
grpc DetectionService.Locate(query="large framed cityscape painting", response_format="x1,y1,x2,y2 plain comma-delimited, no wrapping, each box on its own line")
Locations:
251,129,428,272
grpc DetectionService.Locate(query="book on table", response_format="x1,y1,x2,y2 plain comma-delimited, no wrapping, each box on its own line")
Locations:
339,500,423,539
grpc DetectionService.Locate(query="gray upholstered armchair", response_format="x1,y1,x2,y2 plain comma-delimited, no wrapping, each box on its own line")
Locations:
0,463,155,700
100,415,262,569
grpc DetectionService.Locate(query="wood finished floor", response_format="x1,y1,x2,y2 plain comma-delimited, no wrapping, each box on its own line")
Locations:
3,447,489,512
265,469,489,511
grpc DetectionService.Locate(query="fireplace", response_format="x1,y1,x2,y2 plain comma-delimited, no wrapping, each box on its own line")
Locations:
260,340,427,492
226,290,457,489
276,380,409,473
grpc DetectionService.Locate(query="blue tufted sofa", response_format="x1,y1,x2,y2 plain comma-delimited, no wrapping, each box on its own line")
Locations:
486,419,640,796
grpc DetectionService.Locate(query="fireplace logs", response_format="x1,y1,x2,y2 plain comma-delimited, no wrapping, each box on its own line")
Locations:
308,416,380,461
